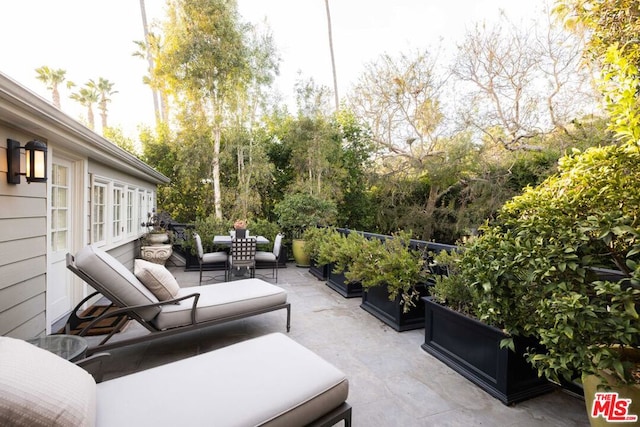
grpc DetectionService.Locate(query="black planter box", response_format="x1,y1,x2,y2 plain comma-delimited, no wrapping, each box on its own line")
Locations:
360,282,430,331
309,259,329,280
326,267,362,298
421,297,554,405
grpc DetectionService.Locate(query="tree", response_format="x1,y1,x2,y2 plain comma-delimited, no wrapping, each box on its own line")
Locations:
452,12,596,151
554,0,640,70
35,66,67,109
70,83,100,130
103,126,137,154
554,0,640,146
452,13,599,151
88,77,118,132
349,49,447,168
154,0,253,220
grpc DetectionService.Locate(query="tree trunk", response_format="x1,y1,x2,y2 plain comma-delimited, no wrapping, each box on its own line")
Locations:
213,126,222,219
139,0,161,124
325,0,339,111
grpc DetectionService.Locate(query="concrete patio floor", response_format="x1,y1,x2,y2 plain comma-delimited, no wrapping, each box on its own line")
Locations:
92,262,590,426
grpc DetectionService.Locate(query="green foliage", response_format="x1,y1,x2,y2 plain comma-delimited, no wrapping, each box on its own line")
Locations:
346,231,429,312
274,192,337,239
429,249,477,316
103,126,138,155
301,227,334,260
183,215,230,255
248,218,280,244
434,143,640,384
308,229,368,278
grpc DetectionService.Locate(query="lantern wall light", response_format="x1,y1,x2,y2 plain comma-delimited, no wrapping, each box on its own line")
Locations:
6,138,48,184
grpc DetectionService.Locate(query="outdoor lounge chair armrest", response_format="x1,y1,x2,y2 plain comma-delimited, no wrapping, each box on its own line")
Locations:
74,293,201,336
75,352,111,383
65,290,104,333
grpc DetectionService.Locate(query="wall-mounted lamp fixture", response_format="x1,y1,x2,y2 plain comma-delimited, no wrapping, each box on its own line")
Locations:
6,139,48,184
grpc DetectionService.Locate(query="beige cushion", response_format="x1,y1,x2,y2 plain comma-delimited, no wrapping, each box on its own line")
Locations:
74,245,161,321
0,336,96,427
152,278,287,330
134,259,180,301
95,333,348,426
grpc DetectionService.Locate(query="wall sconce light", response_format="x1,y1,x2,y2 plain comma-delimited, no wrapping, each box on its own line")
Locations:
6,139,48,184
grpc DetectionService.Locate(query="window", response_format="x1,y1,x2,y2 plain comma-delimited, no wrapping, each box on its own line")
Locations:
91,176,156,247
51,163,70,252
92,182,107,244
112,186,123,241
126,189,135,235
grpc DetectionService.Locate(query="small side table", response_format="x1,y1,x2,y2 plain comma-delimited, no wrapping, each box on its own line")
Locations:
27,335,88,362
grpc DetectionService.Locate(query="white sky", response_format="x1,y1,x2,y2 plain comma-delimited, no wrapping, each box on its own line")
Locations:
0,0,547,138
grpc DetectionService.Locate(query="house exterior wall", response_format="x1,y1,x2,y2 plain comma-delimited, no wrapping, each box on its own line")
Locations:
0,129,48,338
0,72,169,339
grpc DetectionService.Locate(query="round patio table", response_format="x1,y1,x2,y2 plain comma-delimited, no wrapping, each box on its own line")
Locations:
27,335,88,362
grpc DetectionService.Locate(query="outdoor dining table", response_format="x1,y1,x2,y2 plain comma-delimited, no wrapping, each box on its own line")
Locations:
213,235,270,245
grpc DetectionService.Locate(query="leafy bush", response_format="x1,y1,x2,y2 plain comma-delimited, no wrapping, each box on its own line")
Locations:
433,143,640,384
274,192,337,239
346,231,429,312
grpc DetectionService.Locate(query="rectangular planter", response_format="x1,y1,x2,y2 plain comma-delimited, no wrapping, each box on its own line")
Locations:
360,282,430,331
309,259,329,280
326,266,362,298
421,297,554,405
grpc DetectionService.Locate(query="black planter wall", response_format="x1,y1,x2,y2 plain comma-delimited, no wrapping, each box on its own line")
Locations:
309,259,329,280
421,297,554,405
360,282,431,331
326,266,363,298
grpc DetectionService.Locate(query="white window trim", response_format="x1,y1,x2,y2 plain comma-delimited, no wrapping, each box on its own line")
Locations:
91,174,157,248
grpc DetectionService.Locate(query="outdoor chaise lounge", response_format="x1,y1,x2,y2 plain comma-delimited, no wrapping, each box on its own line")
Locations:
65,245,291,355
0,333,352,426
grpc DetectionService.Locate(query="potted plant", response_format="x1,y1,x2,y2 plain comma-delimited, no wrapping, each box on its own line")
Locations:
427,143,640,413
274,192,337,267
302,226,333,280
140,211,174,264
315,228,364,298
142,211,170,244
424,238,556,405
346,231,431,331
232,218,248,238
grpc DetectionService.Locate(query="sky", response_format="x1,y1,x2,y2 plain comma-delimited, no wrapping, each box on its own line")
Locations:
0,0,548,138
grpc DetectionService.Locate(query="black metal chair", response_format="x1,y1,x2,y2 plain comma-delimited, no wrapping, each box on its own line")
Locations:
228,237,257,280
194,232,228,283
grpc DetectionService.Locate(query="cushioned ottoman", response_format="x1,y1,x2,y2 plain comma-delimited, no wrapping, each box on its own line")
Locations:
0,333,351,426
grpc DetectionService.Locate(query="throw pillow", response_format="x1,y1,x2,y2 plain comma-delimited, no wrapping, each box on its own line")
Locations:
134,259,180,301
0,336,96,426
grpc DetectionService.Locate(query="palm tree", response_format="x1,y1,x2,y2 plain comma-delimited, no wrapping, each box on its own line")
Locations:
324,0,339,111
89,78,118,131
35,66,67,109
137,0,166,124
70,84,100,130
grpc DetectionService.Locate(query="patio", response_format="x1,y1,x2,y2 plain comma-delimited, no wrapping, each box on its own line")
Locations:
91,262,589,426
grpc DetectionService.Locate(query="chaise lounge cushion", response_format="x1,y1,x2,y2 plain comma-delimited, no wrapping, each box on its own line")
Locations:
152,278,288,330
134,259,180,301
0,337,96,427
75,245,161,321
95,333,349,426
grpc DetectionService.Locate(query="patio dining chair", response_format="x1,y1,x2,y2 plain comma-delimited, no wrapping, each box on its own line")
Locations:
255,233,284,282
228,237,257,280
194,232,228,283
